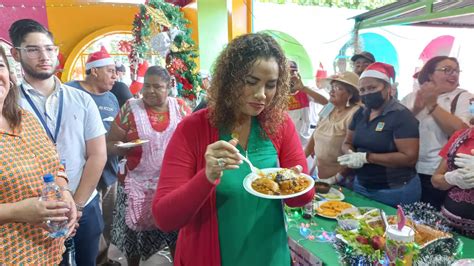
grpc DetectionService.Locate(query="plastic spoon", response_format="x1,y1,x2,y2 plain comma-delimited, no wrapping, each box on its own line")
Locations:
238,153,261,175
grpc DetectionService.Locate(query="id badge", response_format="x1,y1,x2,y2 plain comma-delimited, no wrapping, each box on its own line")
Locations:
375,122,385,132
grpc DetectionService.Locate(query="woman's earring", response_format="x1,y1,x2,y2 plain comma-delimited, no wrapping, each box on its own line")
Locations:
9,81,14,88
346,98,351,107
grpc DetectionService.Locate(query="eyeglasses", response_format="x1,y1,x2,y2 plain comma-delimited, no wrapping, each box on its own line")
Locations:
15,45,59,59
435,67,461,76
330,84,347,92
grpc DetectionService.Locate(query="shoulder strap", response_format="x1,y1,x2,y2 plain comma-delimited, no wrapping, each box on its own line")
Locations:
450,90,466,114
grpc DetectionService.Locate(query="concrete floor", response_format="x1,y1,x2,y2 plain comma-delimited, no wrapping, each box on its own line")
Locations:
108,244,173,266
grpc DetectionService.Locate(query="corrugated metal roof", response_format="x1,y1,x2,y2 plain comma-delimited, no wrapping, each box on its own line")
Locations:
353,0,474,29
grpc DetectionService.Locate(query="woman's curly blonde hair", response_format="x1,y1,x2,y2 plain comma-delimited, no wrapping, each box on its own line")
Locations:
207,33,289,136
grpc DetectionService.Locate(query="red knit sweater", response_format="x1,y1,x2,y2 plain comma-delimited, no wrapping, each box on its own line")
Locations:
153,109,314,266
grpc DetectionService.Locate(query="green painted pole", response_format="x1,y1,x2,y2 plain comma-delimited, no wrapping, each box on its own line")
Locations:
197,0,229,72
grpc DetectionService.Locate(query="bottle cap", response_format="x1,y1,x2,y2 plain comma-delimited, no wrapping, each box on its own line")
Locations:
43,173,55,183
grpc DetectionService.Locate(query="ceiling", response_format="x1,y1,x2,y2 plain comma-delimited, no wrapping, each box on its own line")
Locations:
353,0,474,29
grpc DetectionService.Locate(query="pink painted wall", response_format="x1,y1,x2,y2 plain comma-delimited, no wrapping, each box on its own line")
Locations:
0,0,48,44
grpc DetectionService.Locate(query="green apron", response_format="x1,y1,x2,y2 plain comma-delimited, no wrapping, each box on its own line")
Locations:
216,118,290,266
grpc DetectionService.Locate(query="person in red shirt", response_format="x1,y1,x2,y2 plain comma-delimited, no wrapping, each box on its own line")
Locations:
432,102,474,238
287,60,328,146
153,33,314,266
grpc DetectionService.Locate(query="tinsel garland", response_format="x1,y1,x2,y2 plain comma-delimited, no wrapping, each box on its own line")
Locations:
333,202,463,265
401,202,451,232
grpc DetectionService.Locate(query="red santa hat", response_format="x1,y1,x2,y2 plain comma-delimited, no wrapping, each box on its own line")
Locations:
359,62,396,83
315,62,327,79
85,46,115,70
129,60,149,95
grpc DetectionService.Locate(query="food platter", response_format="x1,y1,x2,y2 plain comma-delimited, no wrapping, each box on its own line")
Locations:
318,187,345,201
115,139,149,148
243,168,314,200
315,201,354,219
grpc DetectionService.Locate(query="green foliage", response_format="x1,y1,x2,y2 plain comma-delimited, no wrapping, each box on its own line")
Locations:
132,0,200,100
257,0,397,10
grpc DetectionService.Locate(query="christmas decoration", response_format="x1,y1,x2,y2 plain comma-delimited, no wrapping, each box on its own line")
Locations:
118,40,132,53
401,202,451,232
131,0,200,100
333,203,463,265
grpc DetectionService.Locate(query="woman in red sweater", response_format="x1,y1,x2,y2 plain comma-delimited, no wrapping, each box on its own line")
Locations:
153,33,314,266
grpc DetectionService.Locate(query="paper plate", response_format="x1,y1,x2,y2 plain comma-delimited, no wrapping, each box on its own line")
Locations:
318,187,345,201
314,201,354,219
115,139,149,148
243,168,314,200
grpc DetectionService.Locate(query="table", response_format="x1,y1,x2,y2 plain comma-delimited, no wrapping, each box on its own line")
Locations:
286,188,474,265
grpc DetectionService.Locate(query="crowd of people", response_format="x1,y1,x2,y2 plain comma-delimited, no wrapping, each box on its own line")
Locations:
0,17,473,265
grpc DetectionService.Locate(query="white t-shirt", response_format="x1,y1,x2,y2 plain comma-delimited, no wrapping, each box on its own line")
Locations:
19,77,106,205
401,88,473,175
309,89,329,126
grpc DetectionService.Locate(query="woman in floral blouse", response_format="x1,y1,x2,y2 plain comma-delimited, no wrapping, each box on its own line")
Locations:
0,47,77,264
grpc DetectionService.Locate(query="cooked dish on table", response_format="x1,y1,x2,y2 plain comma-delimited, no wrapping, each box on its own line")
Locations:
251,168,311,195
316,201,354,218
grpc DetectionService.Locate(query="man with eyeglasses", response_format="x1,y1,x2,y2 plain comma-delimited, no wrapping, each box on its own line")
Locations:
66,47,121,266
9,19,107,265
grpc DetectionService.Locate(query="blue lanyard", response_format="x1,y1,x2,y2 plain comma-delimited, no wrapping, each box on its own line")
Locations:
20,85,64,144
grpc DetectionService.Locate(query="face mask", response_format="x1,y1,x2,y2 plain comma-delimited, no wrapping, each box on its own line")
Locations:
361,91,385,109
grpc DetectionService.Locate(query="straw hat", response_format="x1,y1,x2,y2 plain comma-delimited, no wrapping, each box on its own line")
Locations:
323,71,359,90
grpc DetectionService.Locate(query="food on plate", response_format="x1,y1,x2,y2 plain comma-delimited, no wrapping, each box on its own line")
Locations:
316,201,353,218
131,139,145,143
370,235,386,250
251,177,279,195
314,181,331,193
337,215,453,261
251,168,311,195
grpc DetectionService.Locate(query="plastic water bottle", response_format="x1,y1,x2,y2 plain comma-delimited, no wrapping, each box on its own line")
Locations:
40,173,68,238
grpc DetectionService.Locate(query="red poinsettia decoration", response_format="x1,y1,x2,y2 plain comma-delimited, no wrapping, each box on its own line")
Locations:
118,40,132,53
171,58,188,72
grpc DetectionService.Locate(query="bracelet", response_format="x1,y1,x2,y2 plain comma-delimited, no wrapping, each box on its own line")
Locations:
75,203,85,212
59,186,74,195
57,174,69,184
428,103,438,114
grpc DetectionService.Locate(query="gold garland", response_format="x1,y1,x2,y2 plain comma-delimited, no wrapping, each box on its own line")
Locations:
144,5,172,28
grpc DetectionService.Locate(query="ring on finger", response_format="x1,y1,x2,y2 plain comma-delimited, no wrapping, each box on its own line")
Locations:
217,158,226,167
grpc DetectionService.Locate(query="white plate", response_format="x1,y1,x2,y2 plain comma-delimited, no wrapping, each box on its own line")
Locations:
243,168,314,200
318,187,345,201
314,201,355,219
115,139,149,148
